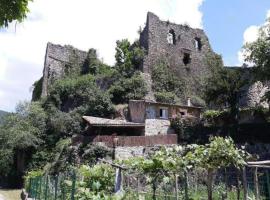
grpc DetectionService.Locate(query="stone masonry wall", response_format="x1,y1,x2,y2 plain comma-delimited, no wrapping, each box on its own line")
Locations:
41,42,88,97
140,12,219,100
145,119,174,136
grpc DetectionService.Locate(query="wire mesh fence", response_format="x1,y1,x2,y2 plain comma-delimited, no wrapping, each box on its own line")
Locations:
26,166,270,200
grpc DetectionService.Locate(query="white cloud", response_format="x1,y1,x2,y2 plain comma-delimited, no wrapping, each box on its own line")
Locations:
237,10,269,65
0,0,204,111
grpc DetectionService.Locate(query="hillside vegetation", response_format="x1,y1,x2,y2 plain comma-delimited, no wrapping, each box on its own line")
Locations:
0,39,148,187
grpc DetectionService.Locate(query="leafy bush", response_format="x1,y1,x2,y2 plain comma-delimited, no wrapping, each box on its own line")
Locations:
81,144,113,166
109,71,147,104
152,60,184,103
47,74,115,117
78,164,115,193
154,91,177,104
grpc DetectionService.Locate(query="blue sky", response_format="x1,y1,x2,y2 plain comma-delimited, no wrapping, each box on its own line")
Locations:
0,0,270,112
202,0,270,65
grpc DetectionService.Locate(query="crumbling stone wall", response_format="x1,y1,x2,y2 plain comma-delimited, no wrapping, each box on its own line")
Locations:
139,12,219,100
240,81,270,108
115,145,176,160
41,42,88,97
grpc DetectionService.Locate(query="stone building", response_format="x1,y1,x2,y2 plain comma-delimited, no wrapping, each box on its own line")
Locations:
83,100,202,137
139,12,219,100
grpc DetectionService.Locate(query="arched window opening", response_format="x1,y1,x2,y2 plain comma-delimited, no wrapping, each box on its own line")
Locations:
167,29,176,45
195,37,202,51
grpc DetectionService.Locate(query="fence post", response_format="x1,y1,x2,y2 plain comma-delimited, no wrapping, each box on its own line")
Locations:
54,175,58,200
175,174,178,200
236,170,240,200
254,167,260,200
266,170,270,200
39,176,42,200
184,171,189,200
45,175,49,200
71,171,76,200
114,168,122,193
28,178,32,197
242,167,248,200
137,177,140,198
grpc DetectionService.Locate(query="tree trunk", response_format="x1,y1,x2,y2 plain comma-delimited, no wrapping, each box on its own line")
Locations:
207,169,213,200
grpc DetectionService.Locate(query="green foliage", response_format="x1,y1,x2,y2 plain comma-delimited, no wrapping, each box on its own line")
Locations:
185,136,248,170
32,77,43,101
78,164,115,194
47,74,114,116
154,91,176,104
244,18,270,81
80,144,113,166
152,60,184,103
204,67,247,123
0,0,32,27
170,116,200,141
0,101,46,178
244,18,270,102
109,71,147,104
115,39,144,78
0,110,8,124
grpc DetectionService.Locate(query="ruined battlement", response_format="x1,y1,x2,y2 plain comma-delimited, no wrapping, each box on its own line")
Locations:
140,12,214,72
41,42,88,97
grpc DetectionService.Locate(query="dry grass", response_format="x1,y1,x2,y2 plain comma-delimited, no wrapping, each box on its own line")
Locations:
0,189,21,200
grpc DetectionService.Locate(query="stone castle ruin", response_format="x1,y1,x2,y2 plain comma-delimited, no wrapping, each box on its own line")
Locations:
139,12,218,100
38,12,269,109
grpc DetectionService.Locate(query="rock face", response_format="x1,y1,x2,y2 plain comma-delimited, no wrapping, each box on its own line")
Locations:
41,43,88,97
139,12,219,99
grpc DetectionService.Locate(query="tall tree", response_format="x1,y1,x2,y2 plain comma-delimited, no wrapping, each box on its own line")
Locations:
205,67,247,123
0,0,32,27
244,18,270,102
0,101,46,187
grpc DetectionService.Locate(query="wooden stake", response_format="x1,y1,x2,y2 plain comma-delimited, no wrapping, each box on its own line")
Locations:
242,167,248,200
175,174,178,200
254,167,260,200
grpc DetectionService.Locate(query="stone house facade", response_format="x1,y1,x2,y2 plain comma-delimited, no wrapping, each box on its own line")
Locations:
129,100,202,136
83,100,202,137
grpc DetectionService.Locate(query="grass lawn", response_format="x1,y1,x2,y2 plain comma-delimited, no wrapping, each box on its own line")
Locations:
0,189,21,200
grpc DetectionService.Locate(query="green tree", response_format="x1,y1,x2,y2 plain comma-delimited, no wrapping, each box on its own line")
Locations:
185,136,248,200
47,74,114,117
244,18,270,103
0,0,32,27
0,101,46,186
109,71,147,104
204,67,247,123
115,39,144,77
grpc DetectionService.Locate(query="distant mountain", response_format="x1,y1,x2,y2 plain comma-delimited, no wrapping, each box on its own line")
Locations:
0,110,8,123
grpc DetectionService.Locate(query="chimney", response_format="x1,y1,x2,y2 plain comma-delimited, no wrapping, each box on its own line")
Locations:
187,97,191,106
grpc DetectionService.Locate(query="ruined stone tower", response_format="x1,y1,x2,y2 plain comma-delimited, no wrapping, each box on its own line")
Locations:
139,12,219,102
41,43,88,97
